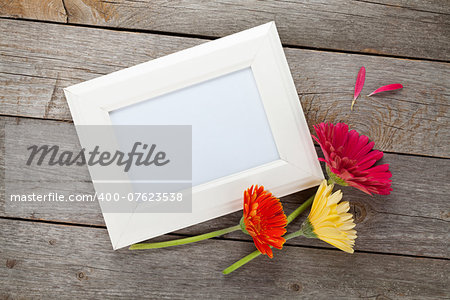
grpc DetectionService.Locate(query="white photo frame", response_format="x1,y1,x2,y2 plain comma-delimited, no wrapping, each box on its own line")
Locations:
64,22,324,250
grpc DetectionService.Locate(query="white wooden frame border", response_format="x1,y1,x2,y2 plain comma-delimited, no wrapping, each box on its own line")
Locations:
64,22,323,249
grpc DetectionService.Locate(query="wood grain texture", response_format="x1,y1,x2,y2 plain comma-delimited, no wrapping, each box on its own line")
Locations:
0,0,67,22
0,19,448,157
1,116,449,258
353,0,450,14
1,0,449,61
0,218,449,299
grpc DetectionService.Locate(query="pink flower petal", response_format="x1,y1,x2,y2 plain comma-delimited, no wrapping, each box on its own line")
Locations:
351,66,366,110
368,84,403,96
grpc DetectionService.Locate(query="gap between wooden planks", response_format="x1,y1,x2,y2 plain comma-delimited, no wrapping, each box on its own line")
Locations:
0,0,449,61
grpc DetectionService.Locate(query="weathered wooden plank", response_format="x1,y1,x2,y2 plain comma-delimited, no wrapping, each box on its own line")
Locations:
0,19,448,157
0,218,448,299
353,0,450,14
0,0,66,22
1,0,449,61
1,115,449,258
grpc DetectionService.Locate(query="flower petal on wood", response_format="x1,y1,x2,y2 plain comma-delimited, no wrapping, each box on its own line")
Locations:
351,66,366,110
368,84,403,96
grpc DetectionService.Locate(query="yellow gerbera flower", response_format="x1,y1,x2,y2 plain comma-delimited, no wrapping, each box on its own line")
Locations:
301,180,357,253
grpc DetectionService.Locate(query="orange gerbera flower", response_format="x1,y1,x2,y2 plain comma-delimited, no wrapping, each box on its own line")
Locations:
241,185,288,258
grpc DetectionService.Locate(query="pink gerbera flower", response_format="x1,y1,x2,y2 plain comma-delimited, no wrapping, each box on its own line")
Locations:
312,122,392,195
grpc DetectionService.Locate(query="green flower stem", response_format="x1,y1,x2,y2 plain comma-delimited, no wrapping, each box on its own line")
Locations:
129,225,241,250
223,195,315,275
284,230,305,240
286,194,314,224
222,249,262,275
222,229,305,275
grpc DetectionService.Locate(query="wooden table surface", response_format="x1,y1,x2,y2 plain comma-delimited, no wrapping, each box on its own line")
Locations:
1,1,449,299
